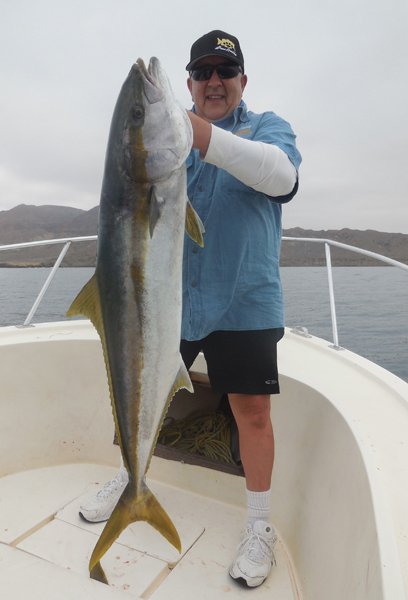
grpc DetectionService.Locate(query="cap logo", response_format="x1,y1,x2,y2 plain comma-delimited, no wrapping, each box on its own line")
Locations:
215,37,237,57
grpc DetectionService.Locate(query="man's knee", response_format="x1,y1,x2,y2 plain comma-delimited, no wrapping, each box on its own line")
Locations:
229,394,271,430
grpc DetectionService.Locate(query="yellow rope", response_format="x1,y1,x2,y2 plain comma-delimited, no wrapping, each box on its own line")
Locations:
158,411,236,465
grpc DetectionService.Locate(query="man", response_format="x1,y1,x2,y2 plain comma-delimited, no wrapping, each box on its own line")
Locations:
80,30,301,588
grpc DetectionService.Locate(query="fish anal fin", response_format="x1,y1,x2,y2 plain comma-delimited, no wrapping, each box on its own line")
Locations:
171,360,194,397
89,482,181,584
185,200,205,247
146,361,194,475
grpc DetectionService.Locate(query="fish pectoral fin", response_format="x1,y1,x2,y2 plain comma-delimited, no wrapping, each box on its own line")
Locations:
185,200,205,247
148,185,165,237
89,483,181,585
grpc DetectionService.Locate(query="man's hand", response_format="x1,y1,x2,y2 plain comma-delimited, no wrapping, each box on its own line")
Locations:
187,111,212,158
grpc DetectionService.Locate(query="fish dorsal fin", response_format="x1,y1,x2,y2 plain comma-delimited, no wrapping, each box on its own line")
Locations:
185,200,205,247
67,274,103,334
148,185,165,237
67,276,125,461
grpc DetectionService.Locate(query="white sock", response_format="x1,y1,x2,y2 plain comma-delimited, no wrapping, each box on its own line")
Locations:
246,488,272,526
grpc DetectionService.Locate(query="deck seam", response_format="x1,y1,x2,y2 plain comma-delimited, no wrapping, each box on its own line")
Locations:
11,514,55,547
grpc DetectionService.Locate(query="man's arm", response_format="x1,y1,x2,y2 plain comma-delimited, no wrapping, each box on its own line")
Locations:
187,111,298,198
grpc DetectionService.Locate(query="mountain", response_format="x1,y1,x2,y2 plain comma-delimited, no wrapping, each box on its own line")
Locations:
0,204,98,266
280,227,408,266
0,204,407,267
0,204,84,242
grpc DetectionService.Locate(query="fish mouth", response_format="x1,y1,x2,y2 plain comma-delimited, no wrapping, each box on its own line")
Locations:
136,57,159,81
135,57,163,103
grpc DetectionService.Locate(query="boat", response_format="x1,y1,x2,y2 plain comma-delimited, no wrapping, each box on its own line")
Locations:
0,236,407,599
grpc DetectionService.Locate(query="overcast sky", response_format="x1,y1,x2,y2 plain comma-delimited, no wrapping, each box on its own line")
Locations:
1,0,407,233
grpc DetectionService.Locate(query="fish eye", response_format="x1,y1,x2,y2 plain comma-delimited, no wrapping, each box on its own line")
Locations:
132,106,144,121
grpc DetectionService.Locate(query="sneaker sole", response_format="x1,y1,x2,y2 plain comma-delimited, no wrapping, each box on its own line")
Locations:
78,511,110,524
229,565,266,588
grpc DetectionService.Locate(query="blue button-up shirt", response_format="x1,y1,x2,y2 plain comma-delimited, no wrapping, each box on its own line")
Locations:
181,101,301,341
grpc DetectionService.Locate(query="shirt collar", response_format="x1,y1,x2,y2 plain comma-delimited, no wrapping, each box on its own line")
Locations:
191,100,249,131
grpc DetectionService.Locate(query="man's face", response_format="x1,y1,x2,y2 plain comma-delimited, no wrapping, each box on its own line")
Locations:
187,55,247,122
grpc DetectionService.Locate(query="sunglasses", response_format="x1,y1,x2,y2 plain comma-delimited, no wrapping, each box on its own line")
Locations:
190,64,243,81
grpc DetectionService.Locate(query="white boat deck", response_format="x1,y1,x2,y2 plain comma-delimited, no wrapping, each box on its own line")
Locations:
0,463,300,599
2,322,408,599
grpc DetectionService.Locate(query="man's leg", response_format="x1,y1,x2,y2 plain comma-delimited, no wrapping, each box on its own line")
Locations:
228,393,277,587
228,393,274,491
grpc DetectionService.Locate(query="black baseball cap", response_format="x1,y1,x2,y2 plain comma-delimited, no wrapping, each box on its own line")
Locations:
186,30,244,72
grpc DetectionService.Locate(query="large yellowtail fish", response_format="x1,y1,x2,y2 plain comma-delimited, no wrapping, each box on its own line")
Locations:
67,57,204,584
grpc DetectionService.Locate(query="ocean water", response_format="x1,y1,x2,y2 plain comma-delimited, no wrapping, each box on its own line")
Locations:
281,267,408,381
0,266,407,382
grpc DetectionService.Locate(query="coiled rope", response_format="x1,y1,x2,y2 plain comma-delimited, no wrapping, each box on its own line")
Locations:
158,410,236,465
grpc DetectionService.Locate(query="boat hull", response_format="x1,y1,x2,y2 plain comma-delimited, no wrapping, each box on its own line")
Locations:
0,321,407,599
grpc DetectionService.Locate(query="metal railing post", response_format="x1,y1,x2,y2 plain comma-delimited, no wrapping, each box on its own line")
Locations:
22,241,72,326
324,242,340,348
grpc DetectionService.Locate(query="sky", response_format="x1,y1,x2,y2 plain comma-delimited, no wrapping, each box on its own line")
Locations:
1,0,407,233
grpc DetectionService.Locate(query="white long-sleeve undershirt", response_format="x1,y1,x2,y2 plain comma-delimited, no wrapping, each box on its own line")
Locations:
203,124,297,197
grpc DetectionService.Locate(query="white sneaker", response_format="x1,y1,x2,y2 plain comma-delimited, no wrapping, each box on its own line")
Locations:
229,520,277,587
79,466,129,523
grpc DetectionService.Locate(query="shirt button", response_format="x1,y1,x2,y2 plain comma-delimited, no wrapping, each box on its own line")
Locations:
192,247,198,254
191,281,197,288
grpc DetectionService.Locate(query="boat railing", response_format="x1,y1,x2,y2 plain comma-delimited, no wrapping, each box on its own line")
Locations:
281,236,408,349
1,235,407,348
0,236,96,328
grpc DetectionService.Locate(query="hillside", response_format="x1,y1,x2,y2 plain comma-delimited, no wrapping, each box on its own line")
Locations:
0,204,407,267
281,227,408,266
0,204,98,267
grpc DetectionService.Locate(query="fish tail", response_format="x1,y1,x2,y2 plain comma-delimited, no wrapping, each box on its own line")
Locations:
89,480,181,584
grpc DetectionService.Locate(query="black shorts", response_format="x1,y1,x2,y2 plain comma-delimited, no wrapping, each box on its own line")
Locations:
180,328,284,395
